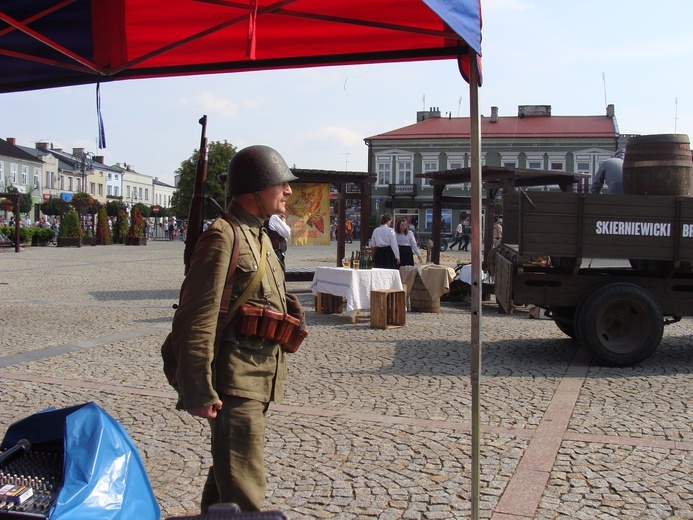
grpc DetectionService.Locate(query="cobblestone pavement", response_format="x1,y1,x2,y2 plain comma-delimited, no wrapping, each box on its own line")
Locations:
0,241,691,519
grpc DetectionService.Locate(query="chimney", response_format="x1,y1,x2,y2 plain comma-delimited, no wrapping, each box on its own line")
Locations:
416,106,442,122
6,137,16,146
72,147,85,157
93,156,104,164
36,141,50,150
518,105,551,118
491,106,499,123
606,104,615,118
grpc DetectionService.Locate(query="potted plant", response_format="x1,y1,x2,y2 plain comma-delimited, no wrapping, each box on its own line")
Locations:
70,192,96,245
126,207,147,245
57,209,83,247
95,204,112,245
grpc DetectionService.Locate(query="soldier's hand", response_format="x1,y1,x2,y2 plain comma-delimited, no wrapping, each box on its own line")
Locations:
188,401,223,419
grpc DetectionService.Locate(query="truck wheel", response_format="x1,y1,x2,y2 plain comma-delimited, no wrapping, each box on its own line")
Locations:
440,239,448,252
551,308,577,339
576,283,663,366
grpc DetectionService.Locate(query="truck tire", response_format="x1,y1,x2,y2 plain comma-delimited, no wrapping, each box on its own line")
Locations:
440,239,448,252
576,283,663,366
551,308,577,339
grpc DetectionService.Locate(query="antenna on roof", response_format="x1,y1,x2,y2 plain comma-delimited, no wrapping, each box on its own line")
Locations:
602,72,608,109
674,97,679,133
457,97,462,117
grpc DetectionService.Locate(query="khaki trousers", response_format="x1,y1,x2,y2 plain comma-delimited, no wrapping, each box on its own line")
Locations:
201,396,269,512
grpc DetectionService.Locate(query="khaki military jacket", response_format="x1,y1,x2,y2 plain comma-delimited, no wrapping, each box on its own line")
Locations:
172,204,288,409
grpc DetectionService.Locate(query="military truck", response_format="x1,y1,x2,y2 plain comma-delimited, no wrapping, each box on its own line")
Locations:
494,191,693,366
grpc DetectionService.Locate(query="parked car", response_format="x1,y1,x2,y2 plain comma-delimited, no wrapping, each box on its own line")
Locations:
414,229,453,251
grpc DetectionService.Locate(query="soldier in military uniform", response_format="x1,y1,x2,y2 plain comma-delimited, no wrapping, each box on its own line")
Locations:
171,145,304,512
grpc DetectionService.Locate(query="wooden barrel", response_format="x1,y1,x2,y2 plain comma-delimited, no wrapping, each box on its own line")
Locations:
622,134,693,196
410,274,440,313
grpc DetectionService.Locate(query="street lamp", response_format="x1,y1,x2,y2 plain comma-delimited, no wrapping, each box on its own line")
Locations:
80,152,95,194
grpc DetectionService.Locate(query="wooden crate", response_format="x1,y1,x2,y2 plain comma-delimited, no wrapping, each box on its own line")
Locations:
370,288,406,329
315,292,345,314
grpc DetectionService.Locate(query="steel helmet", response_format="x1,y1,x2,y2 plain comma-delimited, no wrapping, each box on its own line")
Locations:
225,145,297,198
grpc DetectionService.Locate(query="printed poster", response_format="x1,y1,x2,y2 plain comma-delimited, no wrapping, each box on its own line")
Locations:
285,183,330,246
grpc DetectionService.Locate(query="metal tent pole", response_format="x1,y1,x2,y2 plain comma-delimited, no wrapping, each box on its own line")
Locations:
468,52,482,520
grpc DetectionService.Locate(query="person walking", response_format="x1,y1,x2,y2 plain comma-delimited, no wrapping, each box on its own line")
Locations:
461,217,471,251
171,145,305,513
370,213,400,269
449,218,464,250
395,217,423,266
345,218,354,243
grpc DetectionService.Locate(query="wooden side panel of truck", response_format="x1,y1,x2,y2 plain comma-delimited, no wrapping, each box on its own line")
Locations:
496,191,693,365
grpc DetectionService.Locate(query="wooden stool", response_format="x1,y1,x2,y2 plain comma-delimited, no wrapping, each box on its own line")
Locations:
315,292,345,314
370,288,406,329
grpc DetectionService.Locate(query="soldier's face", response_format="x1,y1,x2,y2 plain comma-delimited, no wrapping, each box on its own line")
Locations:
259,182,292,216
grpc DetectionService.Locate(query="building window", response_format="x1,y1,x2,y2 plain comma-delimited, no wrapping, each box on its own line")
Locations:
33,171,40,189
501,153,518,168
396,156,413,184
107,185,112,196
376,157,392,186
422,156,438,188
526,155,543,170
21,166,28,185
126,186,130,198
90,182,95,195
68,177,73,191
145,188,149,200
447,155,464,188
98,184,103,196
0,162,3,181
548,155,565,171
108,173,112,180
11,163,18,183
139,187,143,200
60,176,65,191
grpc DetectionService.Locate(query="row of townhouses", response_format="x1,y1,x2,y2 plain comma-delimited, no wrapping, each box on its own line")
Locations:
0,138,176,219
3,103,630,232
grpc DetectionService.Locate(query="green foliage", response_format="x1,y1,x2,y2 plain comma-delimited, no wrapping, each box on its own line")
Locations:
96,205,112,244
127,207,145,238
170,140,236,220
40,197,67,216
112,209,129,244
70,192,99,214
59,210,83,238
106,199,126,217
0,226,35,243
133,202,150,218
19,192,33,215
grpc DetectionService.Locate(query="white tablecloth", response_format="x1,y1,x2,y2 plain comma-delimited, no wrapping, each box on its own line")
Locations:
311,267,403,317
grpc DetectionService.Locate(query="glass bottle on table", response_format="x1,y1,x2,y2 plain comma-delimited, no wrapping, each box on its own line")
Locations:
349,251,355,269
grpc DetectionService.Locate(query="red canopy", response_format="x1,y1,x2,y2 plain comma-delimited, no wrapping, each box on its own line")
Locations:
0,0,481,94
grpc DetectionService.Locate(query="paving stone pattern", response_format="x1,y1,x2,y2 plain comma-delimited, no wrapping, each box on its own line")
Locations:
0,242,691,519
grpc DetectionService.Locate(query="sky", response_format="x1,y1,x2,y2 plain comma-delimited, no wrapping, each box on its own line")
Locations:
1,0,692,186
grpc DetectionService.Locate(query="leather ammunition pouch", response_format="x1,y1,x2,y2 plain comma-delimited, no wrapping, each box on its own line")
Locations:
232,304,308,353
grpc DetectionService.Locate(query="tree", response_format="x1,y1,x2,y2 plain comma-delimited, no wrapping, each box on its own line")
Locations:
170,140,236,219
59,210,82,238
40,197,67,216
95,205,112,245
19,192,33,215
